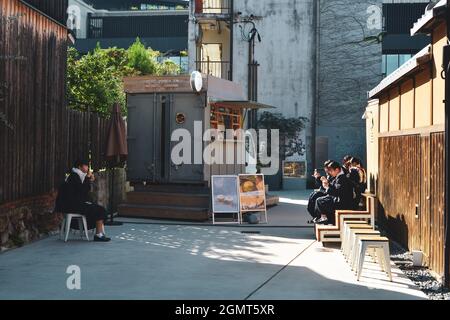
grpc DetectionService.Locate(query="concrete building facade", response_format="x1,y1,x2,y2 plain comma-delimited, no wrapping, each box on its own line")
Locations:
186,0,430,189
188,0,317,189
68,0,189,64
316,0,383,169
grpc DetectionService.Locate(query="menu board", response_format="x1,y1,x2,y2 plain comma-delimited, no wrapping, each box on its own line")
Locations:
238,174,266,212
211,175,240,213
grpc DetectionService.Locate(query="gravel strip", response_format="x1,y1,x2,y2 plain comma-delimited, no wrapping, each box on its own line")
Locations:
390,241,450,300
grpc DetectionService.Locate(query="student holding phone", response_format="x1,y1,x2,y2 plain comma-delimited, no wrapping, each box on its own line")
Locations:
306,160,333,223
55,159,111,242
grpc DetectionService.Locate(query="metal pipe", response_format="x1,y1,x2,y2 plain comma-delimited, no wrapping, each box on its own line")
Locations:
229,0,234,81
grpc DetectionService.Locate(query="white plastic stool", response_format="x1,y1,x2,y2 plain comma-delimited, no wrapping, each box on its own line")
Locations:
341,221,370,252
60,213,90,242
342,224,372,259
349,231,381,270
356,236,392,282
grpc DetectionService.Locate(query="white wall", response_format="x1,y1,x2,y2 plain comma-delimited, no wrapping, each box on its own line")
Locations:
68,0,96,39
232,0,317,171
232,0,316,117
188,0,317,183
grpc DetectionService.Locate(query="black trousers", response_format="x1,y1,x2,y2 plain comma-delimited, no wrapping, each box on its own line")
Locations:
315,195,336,224
69,203,108,230
307,190,326,218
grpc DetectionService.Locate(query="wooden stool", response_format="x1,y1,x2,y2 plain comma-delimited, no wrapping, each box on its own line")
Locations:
356,236,392,282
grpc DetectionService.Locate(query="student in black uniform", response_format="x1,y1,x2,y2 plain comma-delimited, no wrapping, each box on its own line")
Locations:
307,160,333,223
342,155,352,175
349,157,367,209
55,159,111,242
314,161,355,225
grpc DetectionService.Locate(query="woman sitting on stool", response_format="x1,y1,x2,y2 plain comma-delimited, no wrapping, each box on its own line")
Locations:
55,159,111,242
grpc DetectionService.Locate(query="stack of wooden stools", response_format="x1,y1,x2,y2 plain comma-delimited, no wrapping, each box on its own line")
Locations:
341,221,392,281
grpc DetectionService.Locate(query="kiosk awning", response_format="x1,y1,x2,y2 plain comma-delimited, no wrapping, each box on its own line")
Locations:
210,100,275,109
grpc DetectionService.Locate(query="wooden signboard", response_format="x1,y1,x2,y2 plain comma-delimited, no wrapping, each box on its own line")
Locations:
238,174,268,224
123,76,194,94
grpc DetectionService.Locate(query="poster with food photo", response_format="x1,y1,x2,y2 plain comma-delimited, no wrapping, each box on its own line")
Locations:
239,174,266,212
211,175,240,213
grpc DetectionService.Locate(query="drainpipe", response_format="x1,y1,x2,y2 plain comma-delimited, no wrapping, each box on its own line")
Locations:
229,0,234,81
309,0,320,187
444,0,450,288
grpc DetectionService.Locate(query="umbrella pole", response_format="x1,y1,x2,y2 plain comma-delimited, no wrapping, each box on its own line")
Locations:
105,167,123,226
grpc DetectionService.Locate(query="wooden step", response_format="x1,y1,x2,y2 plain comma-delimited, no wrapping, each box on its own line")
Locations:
126,191,210,208
133,184,209,194
118,204,209,221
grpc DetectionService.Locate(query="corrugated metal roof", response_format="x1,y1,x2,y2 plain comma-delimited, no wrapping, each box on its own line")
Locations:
383,3,428,34
410,0,446,35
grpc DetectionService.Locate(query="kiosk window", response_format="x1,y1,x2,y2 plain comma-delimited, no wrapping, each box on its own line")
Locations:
210,105,242,130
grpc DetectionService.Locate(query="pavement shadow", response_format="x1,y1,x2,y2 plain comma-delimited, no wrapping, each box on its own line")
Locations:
0,224,425,300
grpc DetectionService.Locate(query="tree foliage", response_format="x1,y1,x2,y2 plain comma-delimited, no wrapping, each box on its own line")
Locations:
126,38,158,75
257,112,309,158
257,112,308,139
67,38,182,116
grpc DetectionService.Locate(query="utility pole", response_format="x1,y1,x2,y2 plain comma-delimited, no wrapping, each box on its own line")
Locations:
444,0,450,288
243,20,261,129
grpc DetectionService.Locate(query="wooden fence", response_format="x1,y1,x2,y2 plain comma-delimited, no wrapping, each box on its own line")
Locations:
0,0,110,205
378,132,445,278
19,0,68,26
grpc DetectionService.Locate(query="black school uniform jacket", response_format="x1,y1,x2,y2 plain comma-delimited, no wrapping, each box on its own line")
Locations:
55,172,92,213
315,174,335,192
325,173,354,210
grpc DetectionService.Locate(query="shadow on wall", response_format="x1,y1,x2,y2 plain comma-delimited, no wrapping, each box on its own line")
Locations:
368,172,377,194
377,203,409,250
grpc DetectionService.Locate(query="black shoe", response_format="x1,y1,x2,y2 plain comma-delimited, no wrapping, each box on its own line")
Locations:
315,217,328,225
94,234,111,242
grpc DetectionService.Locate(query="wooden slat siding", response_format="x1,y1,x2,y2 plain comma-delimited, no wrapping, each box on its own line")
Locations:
430,132,445,277
0,0,90,205
64,108,110,172
378,135,421,249
378,133,446,278
20,0,68,26
420,135,431,266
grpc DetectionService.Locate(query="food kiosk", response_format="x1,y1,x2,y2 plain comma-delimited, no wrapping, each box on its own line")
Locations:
119,74,272,220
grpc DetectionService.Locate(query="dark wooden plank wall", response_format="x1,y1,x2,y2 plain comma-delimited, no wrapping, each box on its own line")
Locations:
378,133,445,278
20,0,68,25
66,109,109,173
430,132,445,278
0,0,110,204
378,135,421,249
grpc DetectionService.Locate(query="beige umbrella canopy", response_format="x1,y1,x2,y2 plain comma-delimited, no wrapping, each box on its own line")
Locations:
106,102,128,167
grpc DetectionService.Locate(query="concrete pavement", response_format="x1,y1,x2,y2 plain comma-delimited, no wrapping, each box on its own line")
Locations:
0,191,427,300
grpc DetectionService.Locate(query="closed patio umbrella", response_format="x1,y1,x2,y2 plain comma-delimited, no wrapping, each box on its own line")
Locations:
105,102,128,225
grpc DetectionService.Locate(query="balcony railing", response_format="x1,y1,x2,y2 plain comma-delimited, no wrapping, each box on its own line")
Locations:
87,14,188,39
194,0,231,15
196,60,231,80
